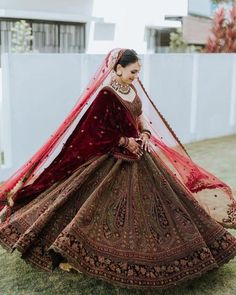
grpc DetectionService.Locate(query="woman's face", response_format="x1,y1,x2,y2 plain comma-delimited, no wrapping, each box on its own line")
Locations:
117,61,141,84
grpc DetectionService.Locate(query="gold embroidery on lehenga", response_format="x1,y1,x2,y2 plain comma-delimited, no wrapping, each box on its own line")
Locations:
1,153,236,289
1,83,236,289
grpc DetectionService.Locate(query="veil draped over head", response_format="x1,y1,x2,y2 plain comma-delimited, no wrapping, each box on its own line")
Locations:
0,48,236,227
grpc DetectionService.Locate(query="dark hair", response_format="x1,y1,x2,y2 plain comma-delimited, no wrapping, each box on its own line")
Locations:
114,49,139,71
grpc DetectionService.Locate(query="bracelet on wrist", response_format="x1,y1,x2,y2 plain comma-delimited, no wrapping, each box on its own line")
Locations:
123,137,129,147
141,129,151,138
119,136,129,147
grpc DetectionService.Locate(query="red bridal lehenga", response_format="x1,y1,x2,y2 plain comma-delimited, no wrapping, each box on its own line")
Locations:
0,48,236,290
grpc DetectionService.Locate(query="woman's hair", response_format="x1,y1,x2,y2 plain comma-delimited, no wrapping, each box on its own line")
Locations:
114,49,139,71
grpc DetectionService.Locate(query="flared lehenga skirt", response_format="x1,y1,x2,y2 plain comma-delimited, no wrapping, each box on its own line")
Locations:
0,152,236,290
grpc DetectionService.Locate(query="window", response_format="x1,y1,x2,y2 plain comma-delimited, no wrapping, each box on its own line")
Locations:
0,18,86,59
146,27,177,53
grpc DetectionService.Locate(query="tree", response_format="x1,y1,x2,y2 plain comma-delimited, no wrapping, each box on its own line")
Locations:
11,20,34,53
203,6,236,52
169,28,202,53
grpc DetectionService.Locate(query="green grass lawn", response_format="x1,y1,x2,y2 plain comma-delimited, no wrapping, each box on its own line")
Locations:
1,135,236,295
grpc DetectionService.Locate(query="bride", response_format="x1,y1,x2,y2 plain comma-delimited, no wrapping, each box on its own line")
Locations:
0,48,236,290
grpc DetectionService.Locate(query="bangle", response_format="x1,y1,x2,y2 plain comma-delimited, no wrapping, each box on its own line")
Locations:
141,129,151,138
119,136,129,147
123,137,129,147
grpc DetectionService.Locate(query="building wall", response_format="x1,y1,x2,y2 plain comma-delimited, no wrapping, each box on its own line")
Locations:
0,0,188,53
0,0,93,16
188,0,213,17
182,16,212,44
88,0,188,53
0,53,236,180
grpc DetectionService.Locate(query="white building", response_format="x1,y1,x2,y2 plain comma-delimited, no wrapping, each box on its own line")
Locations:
0,0,188,56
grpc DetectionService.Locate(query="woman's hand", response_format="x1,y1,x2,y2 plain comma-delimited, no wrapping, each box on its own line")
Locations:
119,136,143,157
126,137,143,157
139,133,151,152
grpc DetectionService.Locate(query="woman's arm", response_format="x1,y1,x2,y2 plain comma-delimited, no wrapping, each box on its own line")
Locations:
137,114,151,136
137,114,151,152
137,113,145,132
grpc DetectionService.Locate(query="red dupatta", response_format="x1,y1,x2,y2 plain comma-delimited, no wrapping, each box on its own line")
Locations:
0,48,236,228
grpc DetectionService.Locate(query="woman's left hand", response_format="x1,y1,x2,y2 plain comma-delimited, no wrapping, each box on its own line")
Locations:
139,133,151,152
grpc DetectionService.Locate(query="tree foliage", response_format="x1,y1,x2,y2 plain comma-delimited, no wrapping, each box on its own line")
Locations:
203,6,236,52
169,28,202,53
11,20,34,53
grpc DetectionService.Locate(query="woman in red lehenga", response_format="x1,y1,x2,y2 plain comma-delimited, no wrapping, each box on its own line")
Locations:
0,48,236,290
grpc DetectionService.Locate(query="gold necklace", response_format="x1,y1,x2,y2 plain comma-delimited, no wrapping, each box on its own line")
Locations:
110,79,131,95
